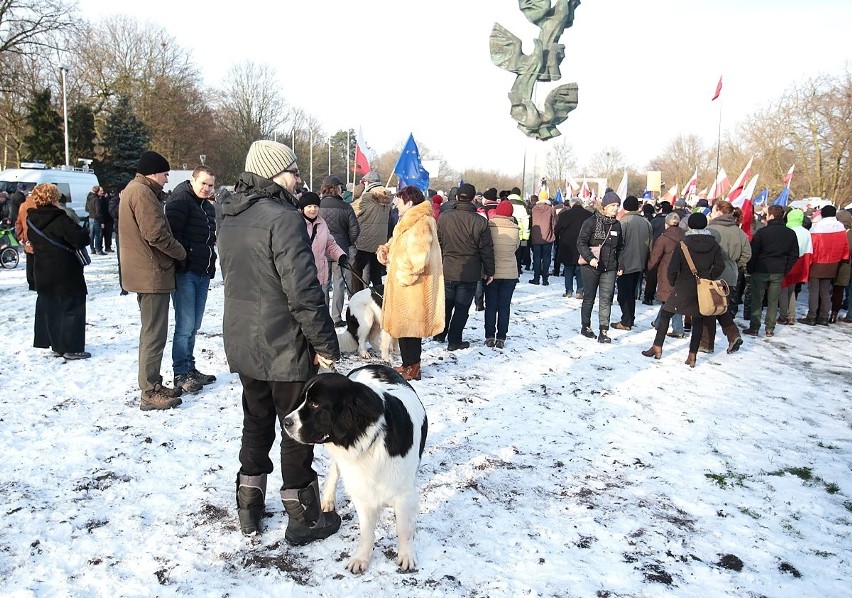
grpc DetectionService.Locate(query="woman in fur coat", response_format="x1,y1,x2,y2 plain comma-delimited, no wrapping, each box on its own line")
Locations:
376,186,445,381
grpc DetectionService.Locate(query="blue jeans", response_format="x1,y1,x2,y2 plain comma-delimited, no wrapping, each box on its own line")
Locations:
88,218,102,253
563,264,583,294
484,279,517,340
531,243,553,281
171,271,210,375
442,280,477,344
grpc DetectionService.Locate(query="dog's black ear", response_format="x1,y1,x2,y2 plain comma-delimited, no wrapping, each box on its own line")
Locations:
331,381,384,448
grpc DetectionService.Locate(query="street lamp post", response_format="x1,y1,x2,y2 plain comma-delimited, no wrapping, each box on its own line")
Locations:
60,65,70,168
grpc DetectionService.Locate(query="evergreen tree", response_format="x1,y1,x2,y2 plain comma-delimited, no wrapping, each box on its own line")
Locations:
23,89,64,166
68,103,96,166
96,95,149,190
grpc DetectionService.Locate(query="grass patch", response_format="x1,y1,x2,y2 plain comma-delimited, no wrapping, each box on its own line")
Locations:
824,482,840,494
843,501,852,513
705,471,748,489
766,467,841,495
817,441,840,450
738,507,760,520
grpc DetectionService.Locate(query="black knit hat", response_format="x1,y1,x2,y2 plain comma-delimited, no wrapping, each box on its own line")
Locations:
458,183,476,200
688,212,708,230
137,151,170,175
298,192,321,210
821,205,837,218
623,195,640,211
483,187,498,201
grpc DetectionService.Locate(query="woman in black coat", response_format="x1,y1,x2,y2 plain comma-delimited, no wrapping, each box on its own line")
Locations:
25,184,91,359
642,212,742,367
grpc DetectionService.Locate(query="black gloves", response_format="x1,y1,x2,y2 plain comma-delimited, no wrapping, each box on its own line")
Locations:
338,253,349,268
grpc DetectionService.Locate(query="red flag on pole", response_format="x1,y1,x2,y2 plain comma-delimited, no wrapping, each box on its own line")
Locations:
353,127,374,178
783,164,795,186
712,76,723,101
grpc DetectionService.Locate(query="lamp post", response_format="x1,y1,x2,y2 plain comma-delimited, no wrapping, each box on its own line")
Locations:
59,65,70,168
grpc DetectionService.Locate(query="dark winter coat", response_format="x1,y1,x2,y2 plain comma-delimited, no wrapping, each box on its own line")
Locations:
85,192,103,219
650,213,668,240
9,190,25,225
26,204,90,297
108,194,120,222
99,194,113,224
165,180,217,278
663,231,724,317
747,219,799,275
218,172,339,382
319,194,360,252
646,225,685,302
555,203,591,266
437,200,495,282
577,211,624,273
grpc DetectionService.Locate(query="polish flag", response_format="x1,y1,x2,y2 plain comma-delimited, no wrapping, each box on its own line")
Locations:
682,168,698,199
712,76,723,101
726,156,753,204
732,174,759,208
581,178,591,199
353,127,375,177
706,168,730,200
783,164,795,186
566,174,580,195
783,225,813,288
661,183,679,203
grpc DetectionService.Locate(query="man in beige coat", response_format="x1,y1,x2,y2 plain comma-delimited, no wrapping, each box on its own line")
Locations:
119,151,187,411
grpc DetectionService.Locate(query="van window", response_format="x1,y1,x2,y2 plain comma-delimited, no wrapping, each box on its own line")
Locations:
0,181,35,194
48,182,72,201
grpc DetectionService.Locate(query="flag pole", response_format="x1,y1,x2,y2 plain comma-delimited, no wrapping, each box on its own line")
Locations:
346,129,351,185
715,93,722,193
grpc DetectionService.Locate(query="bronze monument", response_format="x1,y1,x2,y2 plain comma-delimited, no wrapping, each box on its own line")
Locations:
490,0,581,140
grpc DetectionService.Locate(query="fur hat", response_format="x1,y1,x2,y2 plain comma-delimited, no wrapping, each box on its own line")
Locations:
623,195,640,211
495,200,514,217
297,191,321,210
457,183,476,200
137,151,170,175
601,190,621,208
245,140,296,179
687,212,708,230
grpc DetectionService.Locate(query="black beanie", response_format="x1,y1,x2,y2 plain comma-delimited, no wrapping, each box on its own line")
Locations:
298,191,321,210
687,212,708,230
623,195,640,211
820,205,837,219
137,151,170,175
483,187,498,201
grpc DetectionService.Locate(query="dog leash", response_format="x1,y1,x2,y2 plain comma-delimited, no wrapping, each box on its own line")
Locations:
339,261,384,301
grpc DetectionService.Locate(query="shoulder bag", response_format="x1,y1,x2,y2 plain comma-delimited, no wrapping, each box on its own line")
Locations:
578,223,613,265
679,241,728,316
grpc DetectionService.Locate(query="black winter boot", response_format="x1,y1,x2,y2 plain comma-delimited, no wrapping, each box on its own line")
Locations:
282,479,341,546
236,472,267,536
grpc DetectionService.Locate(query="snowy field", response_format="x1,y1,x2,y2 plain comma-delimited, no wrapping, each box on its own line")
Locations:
1,254,850,597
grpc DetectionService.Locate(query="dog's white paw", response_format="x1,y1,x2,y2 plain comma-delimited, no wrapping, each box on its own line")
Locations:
345,556,371,574
321,497,336,512
358,350,371,359
397,549,417,571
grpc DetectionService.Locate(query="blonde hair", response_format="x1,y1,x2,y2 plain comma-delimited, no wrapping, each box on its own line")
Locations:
31,183,61,207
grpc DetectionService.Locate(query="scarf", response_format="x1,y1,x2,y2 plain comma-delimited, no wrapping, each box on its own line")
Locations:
593,213,616,241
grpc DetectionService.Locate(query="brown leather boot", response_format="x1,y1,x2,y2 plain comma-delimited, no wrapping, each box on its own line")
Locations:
641,345,663,360
699,319,716,353
722,324,743,354
393,363,421,381
685,352,697,368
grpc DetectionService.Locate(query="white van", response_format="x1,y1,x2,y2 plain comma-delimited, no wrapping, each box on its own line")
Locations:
0,163,100,219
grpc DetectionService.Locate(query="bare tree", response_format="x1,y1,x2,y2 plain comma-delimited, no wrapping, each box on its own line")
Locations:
544,138,577,188
586,146,627,187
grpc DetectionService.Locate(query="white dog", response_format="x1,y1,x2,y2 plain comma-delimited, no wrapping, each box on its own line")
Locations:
283,364,427,573
336,288,397,362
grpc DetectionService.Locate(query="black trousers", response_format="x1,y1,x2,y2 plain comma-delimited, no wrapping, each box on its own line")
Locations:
102,221,114,251
238,375,315,490
616,271,642,326
643,267,658,301
350,249,384,296
33,293,86,353
398,337,422,367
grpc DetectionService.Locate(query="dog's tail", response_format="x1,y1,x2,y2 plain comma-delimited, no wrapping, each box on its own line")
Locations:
336,327,358,353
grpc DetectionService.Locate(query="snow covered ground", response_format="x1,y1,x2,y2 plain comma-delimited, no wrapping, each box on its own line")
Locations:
1,254,850,597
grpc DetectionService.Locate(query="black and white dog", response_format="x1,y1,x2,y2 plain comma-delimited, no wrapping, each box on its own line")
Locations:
283,364,427,573
336,288,397,362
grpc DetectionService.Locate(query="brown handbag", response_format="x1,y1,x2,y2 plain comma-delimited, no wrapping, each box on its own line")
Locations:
679,241,729,316
578,223,612,265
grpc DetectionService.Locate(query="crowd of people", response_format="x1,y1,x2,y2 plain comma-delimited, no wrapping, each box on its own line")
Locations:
9,139,852,549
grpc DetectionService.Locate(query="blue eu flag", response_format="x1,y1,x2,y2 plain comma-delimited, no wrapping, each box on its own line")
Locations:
393,134,430,191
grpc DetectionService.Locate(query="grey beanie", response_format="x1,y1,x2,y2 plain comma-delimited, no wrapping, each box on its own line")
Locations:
362,171,381,183
245,140,297,179
601,190,621,208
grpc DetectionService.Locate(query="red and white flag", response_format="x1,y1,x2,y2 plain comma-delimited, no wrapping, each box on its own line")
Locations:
733,174,760,208
580,178,591,199
783,164,795,186
810,217,851,273
661,183,679,203
353,127,376,178
682,168,698,199
565,174,580,196
783,221,813,288
707,168,730,200
726,156,753,204
712,76,723,101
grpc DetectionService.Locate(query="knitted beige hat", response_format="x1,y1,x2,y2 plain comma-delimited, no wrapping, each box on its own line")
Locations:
244,140,297,179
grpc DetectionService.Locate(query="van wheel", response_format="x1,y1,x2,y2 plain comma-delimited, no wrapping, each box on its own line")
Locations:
1,247,19,269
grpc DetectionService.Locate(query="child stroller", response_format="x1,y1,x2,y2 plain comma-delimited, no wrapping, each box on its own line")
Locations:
0,220,20,269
